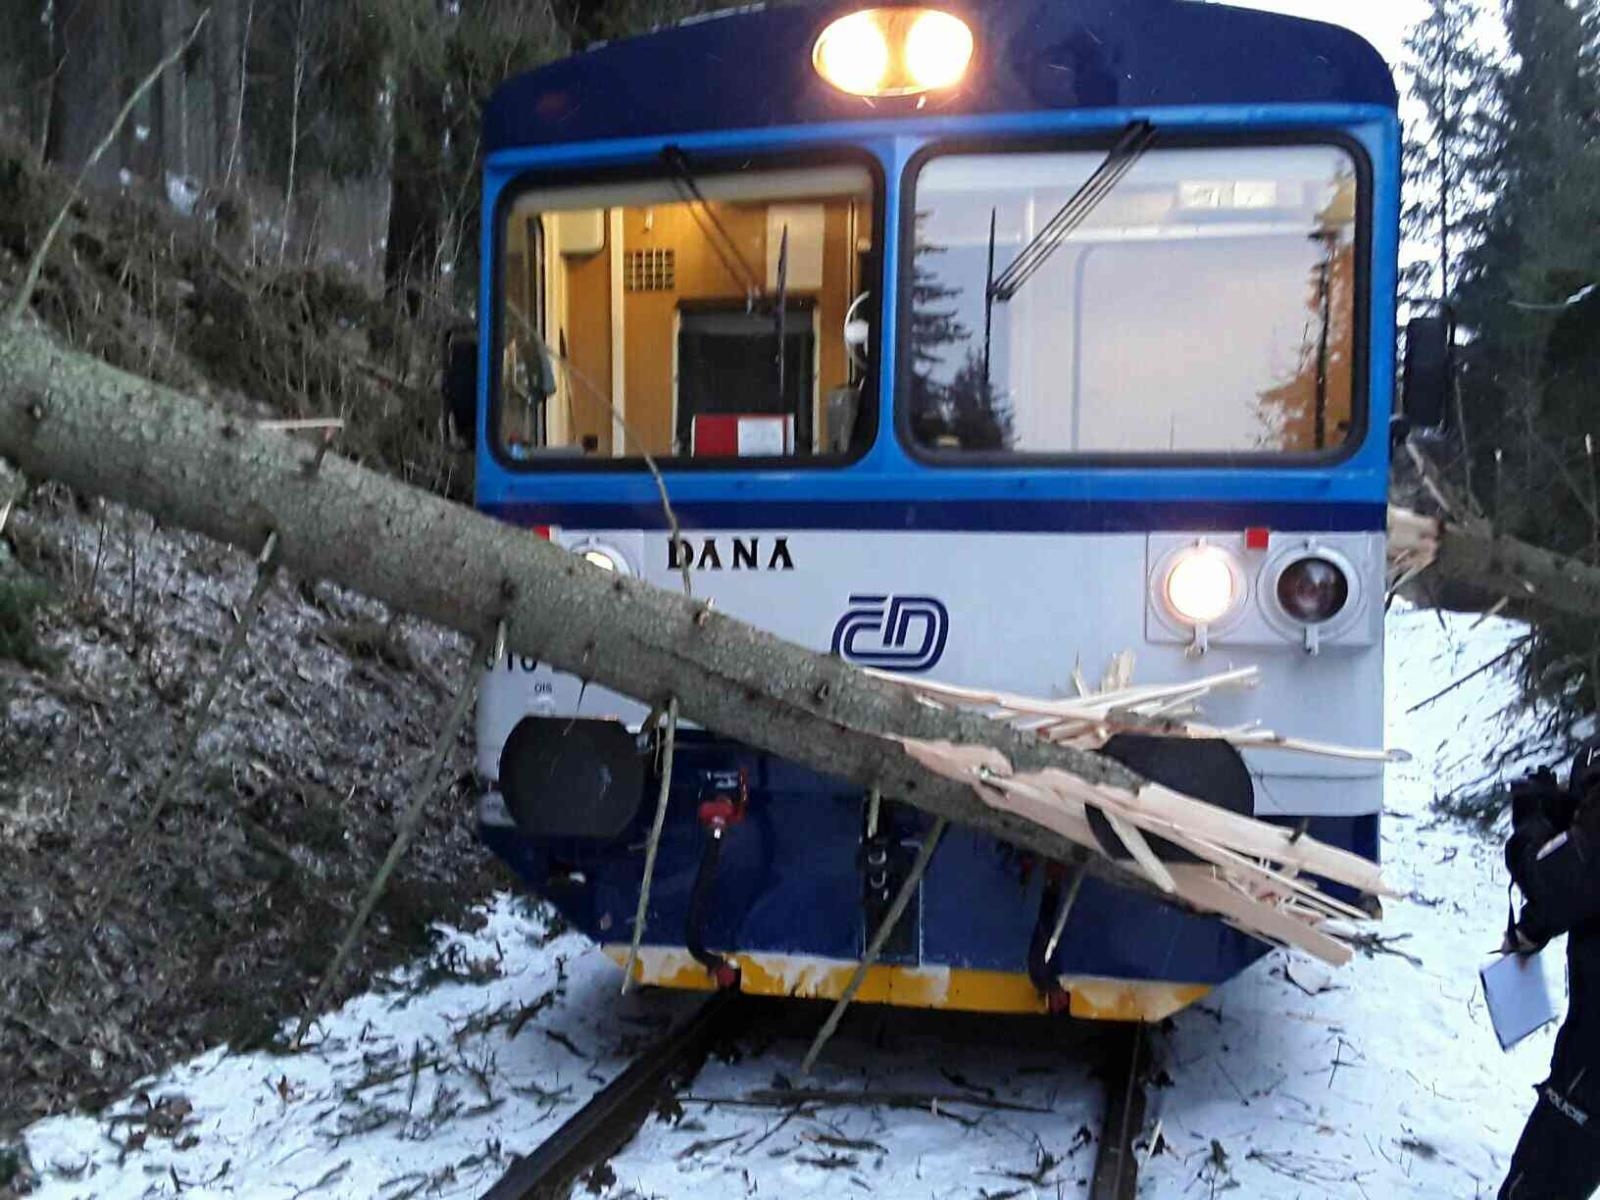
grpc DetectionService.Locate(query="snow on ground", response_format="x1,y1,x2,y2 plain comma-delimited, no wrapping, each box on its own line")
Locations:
19,607,1562,1198
1139,605,1550,1199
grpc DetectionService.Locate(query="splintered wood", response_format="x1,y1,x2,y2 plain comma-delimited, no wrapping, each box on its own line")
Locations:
897,737,1388,965
1387,506,1442,592
882,668,1401,967
872,666,1408,764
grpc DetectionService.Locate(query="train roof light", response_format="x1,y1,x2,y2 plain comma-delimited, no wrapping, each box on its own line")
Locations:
814,8,973,97
904,10,973,90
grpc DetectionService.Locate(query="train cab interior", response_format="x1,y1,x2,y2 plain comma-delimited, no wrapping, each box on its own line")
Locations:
494,163,876,465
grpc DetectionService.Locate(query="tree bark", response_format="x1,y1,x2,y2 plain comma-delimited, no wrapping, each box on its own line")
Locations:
0,320,1155,887
1391,506,1600,620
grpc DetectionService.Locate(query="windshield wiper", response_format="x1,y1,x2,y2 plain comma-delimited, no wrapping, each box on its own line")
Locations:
773,223,789,423
982,120,1154,390
663,145,765,302
985,120,1156,306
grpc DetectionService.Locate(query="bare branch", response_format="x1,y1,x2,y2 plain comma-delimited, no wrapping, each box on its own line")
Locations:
293,628,491,1046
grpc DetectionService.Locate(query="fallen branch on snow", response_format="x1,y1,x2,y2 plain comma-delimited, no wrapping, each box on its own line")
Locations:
1390,504,1600,620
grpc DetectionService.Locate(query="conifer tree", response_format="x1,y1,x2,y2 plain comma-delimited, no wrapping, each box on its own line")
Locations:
1451,0,1600,720
1400,0,1492,304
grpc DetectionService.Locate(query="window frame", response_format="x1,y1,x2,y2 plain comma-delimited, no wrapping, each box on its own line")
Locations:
894,129,1375,469
487,147,886,475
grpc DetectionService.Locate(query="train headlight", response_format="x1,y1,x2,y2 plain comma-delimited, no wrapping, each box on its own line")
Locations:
1275,556,1349,624
814,11,891,95
904,11,974,90
813,8,972,97
568,539,633,577
1165,548,1237,625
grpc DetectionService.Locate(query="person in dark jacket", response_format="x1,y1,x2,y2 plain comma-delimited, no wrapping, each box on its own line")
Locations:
1500,737,1600,1199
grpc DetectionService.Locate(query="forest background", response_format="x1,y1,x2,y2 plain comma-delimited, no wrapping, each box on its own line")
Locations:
0,0,1595,1160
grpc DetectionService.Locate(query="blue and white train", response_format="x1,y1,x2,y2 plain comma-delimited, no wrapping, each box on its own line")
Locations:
453,0,1441,1021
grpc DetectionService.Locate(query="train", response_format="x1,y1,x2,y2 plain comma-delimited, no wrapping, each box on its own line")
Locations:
448,0,1447,1022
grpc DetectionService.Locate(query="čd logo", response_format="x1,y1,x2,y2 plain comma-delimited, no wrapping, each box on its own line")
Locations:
831,595,949,672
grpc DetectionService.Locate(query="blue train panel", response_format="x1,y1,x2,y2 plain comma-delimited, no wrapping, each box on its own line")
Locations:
479,734,1378,1017
484,0,1395,152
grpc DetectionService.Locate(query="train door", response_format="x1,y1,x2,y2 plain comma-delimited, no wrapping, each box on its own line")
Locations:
676,301,817,454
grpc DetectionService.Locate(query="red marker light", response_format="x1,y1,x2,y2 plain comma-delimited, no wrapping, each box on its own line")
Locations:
1245,527,1271,551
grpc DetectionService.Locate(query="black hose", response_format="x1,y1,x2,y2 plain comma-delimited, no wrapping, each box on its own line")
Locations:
687,828,737,985
1027,874,1076,1015
1027,876,1062,996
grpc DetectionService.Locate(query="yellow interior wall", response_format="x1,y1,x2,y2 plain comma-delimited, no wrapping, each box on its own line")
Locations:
506,192,866,457
560,242,614,456
549,197,862,457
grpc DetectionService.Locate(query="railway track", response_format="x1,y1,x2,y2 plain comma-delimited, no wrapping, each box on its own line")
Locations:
480,995,1152,1200
480,990,752,1200
1090,1023,1150,1200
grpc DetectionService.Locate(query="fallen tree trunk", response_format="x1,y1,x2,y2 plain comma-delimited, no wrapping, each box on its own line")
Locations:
0,321,1134,870
1390,506,1600,620
0,319,1381,961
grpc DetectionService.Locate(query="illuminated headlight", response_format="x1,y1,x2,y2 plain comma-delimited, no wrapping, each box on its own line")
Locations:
814,8,973,97
904,10,974,90
569,540,632,577
1165,548,1238,625
1276,556,1349,624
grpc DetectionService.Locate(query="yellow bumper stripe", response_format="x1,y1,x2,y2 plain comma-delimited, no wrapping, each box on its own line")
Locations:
600,946,1209,1023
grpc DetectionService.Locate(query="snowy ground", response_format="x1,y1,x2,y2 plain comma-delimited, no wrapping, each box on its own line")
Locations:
18,607,1560,1198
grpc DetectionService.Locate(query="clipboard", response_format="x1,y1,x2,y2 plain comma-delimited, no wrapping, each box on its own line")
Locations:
1481,949,1559,1051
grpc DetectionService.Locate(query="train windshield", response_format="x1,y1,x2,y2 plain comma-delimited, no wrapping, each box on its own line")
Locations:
494,161,876,465
903,142,1361,457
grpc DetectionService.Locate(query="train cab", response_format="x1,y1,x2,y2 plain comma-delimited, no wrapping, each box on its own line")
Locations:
465,0,1401,1021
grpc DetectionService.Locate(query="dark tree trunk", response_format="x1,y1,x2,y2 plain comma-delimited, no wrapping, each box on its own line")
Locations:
120,2,165,188
384,68,445,310
47,0,123,181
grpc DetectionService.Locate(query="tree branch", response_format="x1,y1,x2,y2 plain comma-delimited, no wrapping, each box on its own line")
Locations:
1391,505,1600,620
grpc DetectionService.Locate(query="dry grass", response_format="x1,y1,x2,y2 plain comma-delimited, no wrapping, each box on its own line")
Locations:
0,145,501,1134
0,134,470,500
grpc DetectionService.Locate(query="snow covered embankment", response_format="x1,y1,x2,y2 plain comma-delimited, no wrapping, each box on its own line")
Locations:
18,607,1555,1198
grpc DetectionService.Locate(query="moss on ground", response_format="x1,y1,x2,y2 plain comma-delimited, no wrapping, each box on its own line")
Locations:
0,555,57,672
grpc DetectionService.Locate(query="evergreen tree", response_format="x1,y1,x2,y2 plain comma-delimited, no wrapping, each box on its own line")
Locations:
1400,0,1493,304
940,348,1014,451
0,0,55,151
1255,213,1355,452
905,212,1013,451
1450,0,1600,721
383,0,568,303
905,214,968,447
